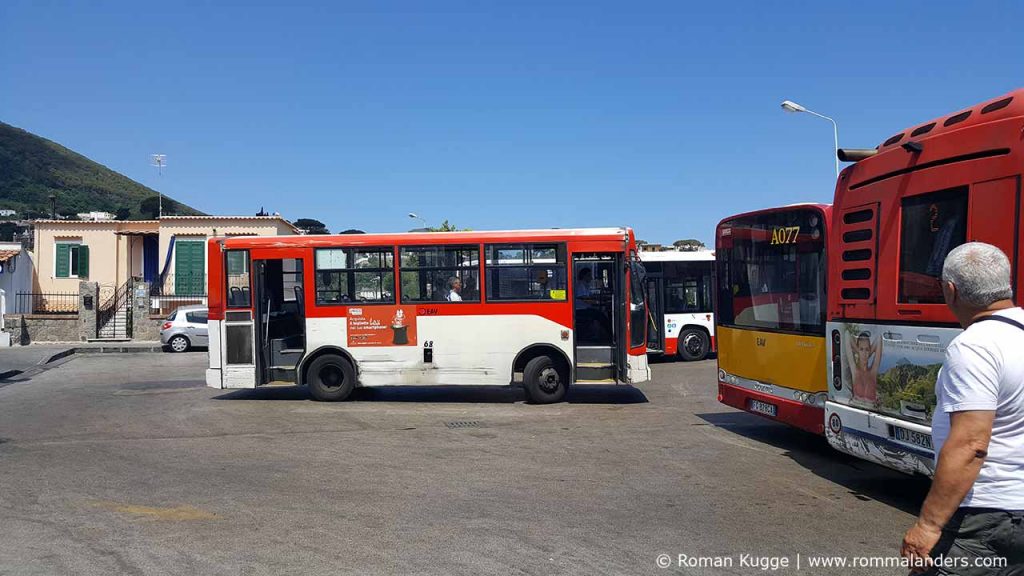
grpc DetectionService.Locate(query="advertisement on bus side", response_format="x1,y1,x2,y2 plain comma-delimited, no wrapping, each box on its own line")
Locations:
348,306,419,347
827,321,961,424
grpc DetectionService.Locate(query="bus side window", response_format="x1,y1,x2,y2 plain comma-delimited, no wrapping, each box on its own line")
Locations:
226,250,251,308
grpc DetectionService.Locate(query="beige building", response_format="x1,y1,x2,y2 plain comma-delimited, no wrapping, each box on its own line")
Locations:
33,216,299,295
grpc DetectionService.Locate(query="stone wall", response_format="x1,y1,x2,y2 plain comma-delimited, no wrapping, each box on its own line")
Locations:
131,282,161,342
79,282,98,341
6,314,80,344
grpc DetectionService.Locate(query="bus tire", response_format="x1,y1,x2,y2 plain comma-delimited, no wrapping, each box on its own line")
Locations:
306,354,356,402
678,328,709,361
523,355,567,404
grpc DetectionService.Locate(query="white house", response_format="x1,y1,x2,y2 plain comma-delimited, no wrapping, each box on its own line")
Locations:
0,242,34,343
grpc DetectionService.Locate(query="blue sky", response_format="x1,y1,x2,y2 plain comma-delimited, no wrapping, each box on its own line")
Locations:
2,1,1021,244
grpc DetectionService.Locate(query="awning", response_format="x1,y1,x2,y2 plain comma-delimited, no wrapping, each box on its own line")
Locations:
115,229,159,236
0,249,18,263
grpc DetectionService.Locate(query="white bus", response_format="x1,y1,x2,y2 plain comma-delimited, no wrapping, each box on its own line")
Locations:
639,250,716,361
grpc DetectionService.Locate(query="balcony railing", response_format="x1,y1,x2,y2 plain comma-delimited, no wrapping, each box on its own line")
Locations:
150,274,208,297
149,274,207,316
14,292,79,315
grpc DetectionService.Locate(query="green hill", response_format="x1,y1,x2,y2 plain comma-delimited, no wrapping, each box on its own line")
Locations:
0,122,203,219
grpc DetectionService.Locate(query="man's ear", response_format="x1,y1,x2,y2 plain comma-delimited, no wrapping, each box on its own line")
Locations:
942,280,957,306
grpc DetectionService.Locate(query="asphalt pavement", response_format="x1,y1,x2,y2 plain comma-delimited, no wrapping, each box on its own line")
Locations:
0,352,929,575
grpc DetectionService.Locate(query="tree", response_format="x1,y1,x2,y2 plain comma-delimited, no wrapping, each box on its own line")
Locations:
0,222,17,242
294,218,330,235
672,239,706,251
140,196,177,218
428,220,470,232
115,207,131,220
338,228,366,234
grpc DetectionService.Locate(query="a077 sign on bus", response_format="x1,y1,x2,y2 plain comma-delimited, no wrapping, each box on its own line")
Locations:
770,226,800,245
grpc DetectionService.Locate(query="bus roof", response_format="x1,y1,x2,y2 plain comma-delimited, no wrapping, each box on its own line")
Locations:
872,88,1024,153
715,203,832,229
639,250,714,262
217,227,635,248
837,89,1024,191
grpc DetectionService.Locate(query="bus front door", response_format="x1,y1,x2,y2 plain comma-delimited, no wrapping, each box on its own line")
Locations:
253,258,306,385
645,276,664,353
572,253,621,383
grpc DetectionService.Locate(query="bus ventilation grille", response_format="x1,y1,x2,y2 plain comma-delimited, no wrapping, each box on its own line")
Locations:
445,421,484,429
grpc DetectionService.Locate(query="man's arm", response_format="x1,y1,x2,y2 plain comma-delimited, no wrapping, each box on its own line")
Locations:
919,410,994,528
901,410,994,568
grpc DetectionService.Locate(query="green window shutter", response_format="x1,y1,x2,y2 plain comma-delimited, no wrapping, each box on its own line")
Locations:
78,245,90,278
55,243,70,278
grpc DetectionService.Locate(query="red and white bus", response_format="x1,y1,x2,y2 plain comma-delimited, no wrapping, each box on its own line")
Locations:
715,204,832,435
826,89,1024,475
205,228,651,403
640,250,716,361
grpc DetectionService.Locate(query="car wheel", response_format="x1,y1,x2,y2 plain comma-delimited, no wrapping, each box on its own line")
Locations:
306,354,356,402
677,328,709,361
523,355,568,404
168,335,190,353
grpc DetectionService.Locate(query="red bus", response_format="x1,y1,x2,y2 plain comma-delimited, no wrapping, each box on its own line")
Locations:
715,204,831,434
205,228,651,403
826,89,1024,475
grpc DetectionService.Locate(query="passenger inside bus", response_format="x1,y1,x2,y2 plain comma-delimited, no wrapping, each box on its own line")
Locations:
446,277,463,302
575,266,613,345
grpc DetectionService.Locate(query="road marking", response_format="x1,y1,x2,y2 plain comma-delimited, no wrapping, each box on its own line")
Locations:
92,501,218,521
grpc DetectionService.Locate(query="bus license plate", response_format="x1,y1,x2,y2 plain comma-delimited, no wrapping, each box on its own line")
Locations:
749,399,777,417
892,426,933,451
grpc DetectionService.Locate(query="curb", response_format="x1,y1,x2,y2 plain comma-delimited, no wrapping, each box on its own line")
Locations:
72,345,164,355
0,344,166,382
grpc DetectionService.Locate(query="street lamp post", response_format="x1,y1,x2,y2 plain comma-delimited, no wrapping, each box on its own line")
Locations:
408,213,427,230
781,100,840,178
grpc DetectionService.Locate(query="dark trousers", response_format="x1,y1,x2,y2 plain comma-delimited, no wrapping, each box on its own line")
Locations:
925,507,1024,575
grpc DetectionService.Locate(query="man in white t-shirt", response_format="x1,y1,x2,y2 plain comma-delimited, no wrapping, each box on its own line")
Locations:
901,242,1024,575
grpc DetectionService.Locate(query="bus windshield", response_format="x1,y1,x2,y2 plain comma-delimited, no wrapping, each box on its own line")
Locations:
716,209,826,335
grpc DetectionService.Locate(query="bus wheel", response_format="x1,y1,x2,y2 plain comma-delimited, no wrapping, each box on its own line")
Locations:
523,355,568,404
307,355,355,401
678,328,709,361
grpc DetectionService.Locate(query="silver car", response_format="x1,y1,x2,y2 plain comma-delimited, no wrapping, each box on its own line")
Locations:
160,305,209,352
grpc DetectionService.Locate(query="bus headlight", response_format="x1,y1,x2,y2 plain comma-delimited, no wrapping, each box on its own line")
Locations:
718,369,727,382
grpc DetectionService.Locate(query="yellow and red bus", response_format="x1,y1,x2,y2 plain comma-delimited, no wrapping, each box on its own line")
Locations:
715,204,831,434
826,89,1024,475
204,228,650,403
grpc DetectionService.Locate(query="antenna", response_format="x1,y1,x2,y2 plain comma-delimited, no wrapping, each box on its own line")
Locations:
150,154,167,217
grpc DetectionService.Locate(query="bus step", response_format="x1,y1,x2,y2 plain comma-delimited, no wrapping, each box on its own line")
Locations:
576,346,614,364
575,378,616,384
576,364,616,381
269,367,297,383
263,381,297,388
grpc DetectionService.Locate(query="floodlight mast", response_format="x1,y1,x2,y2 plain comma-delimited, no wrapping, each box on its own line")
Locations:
151,154,167,217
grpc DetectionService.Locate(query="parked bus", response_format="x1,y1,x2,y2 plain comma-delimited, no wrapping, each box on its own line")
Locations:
826,89,1024,475
715,204,831,435
205,228,651,403
640,250,716,361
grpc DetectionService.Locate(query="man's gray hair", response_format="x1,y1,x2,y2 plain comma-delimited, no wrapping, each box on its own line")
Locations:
941,242,1013,307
